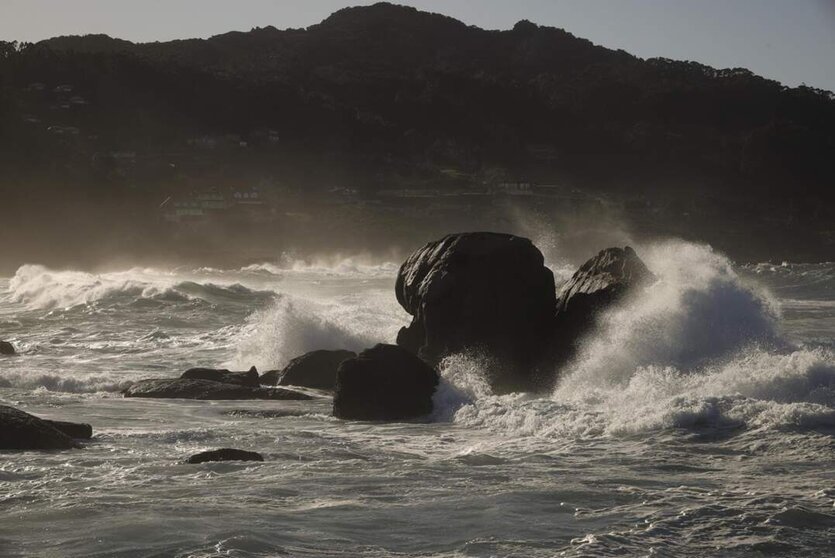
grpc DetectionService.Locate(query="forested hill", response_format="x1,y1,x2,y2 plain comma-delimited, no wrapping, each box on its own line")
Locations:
0,2,833,263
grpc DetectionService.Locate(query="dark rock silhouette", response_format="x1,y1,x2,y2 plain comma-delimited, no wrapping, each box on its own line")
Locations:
44,419,93,439
333,344,439,421
553,246,654,363
186,448,264,464
260,349,357,390
181,366,259,387
122,378,311,400
0,405,80,450
396,232,556,390
0,341,15,355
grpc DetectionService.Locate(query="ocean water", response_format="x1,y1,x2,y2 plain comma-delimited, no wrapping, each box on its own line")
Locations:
1,241,834,557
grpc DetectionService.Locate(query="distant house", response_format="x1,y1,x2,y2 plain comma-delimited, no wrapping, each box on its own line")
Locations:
47,125,80,135
250,129,281,144
109,151,137,164
188,136,219,149
53,84,73,93
493,182,533,195
526,144,559,161
232,188,263,205
378,188,441,198
162,187,273,224
160,190,227,223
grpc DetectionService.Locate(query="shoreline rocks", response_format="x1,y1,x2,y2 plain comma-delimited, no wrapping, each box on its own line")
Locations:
181,366,259,387
395,232,556,391
0,405,83,450
0,341,15,355
260,349,356,390
186,448,264,464
333,344,439,421
122,378,311,400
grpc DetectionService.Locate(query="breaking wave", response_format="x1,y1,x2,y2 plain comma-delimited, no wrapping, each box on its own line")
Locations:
438,241,835,437
7,264,273,311
240,255,400,278
230,292,407,371
0,370,134,393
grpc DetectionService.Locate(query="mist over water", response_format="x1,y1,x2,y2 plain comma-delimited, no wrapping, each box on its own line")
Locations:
1,240,834,556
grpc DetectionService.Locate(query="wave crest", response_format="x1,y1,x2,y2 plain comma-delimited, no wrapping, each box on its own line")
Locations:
7,264,272,310
438,242,835,438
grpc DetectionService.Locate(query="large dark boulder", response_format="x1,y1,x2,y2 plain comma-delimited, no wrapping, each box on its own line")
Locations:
0,405,80,450
0,341,15,355
181,366,259,387
553,246,654,360
333,344,439,421
395,232,556,390
186,448,264,464
260,349,357,390
122,378,312,400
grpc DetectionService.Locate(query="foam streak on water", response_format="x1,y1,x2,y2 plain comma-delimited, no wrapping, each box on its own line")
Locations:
2,244,835,557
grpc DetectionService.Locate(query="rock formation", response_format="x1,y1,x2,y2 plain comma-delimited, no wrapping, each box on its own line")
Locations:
333,344,439,421
552,246,654,364
181,366,259,387
122,378,311,400
395,232,556,390
0,405,82,450
260,349,356,390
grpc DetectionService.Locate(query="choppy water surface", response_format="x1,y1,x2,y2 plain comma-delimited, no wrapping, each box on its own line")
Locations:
1,243,833,557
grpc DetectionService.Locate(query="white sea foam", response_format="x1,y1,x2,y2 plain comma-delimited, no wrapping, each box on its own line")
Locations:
230,292,407,371
439,241,835,437
556,240,782,395
6,264,269,310
241,255,400,278
0,370,134,393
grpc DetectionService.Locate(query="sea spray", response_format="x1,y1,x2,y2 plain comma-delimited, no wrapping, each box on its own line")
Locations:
438,241,835,438
555,240,782,396
230,292,407,371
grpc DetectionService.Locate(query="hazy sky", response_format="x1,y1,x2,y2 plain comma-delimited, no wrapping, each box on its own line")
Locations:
1,0,833,91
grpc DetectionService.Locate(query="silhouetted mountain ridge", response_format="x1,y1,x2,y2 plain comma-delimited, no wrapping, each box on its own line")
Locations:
0,2,833,264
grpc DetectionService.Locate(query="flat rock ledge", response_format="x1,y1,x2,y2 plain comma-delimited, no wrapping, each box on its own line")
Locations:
122,378,312,400
180,366,260,387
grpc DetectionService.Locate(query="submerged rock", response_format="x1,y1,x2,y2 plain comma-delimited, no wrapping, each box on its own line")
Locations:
553,246,654,361
333,344,439,421
260,349,357,390
224,409,306,419
0,405,80,450
122,378,312,400
0,341,15,355
181,366,259,387
186,448,264,464
395,232,556,390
